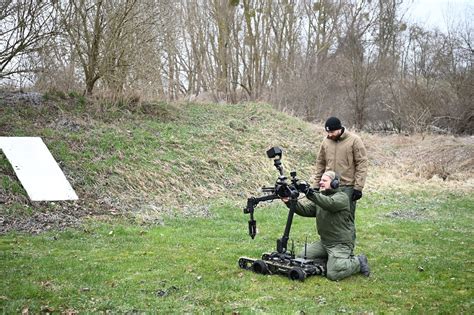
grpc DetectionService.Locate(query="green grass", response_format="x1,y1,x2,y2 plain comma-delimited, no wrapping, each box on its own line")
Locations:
1,193,472,313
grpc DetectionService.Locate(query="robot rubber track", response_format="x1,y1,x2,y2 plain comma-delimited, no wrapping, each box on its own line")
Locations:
238,252,327,281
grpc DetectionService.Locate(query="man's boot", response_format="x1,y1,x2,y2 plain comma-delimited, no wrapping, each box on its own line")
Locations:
358,254,370,277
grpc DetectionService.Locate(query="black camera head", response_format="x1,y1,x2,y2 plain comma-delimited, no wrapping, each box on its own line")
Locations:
266,147,283,159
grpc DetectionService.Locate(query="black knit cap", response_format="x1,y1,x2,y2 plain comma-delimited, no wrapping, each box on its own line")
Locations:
325,117,342,131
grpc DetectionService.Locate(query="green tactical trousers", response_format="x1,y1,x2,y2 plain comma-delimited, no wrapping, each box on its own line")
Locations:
297,241,360,281
340,185,357,241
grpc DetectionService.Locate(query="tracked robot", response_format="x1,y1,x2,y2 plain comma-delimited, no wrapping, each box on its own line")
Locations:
238,147,327,281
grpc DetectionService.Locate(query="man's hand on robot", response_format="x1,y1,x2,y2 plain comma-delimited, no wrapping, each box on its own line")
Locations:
296,180,312,195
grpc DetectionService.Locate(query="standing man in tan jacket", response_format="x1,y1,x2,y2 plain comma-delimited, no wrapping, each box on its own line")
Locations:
315,117,368,241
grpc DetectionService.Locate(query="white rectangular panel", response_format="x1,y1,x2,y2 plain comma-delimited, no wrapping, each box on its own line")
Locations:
0,137,78,201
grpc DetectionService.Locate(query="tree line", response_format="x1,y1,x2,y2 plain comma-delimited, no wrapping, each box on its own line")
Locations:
1,0,472,134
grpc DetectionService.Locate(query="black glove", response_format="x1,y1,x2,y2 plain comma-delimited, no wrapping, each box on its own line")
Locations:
295,180,310,194
352,189,363,201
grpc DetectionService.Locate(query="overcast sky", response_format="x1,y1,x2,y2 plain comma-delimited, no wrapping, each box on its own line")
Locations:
405,0,473,31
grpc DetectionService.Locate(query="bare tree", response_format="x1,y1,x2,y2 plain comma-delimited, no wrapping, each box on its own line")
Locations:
55,0,106,95
292,0,342,120
55,0,159,95
210,0,236,102
0,0,56,80
121,0,174,99
337,0,379,129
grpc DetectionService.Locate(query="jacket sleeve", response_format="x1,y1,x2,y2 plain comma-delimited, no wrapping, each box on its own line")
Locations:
314,141,326,184
289,200,317,217
353,136,368,191
306,191,348,213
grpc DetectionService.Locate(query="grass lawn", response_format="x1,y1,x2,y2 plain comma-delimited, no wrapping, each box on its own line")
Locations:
1,191,472,313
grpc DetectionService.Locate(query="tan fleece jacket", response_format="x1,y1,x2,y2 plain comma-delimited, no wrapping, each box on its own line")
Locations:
315,130,368,191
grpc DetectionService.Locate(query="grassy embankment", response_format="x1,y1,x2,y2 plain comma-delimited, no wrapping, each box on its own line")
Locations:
0,95,472,313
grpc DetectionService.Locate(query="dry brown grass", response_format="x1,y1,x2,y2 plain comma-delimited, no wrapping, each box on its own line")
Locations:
362,132,474,194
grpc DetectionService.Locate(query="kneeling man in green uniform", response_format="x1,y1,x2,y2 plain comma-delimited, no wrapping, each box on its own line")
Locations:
283,171,370,281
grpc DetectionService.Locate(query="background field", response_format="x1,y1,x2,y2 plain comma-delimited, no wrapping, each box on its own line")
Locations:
1,95,473,313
